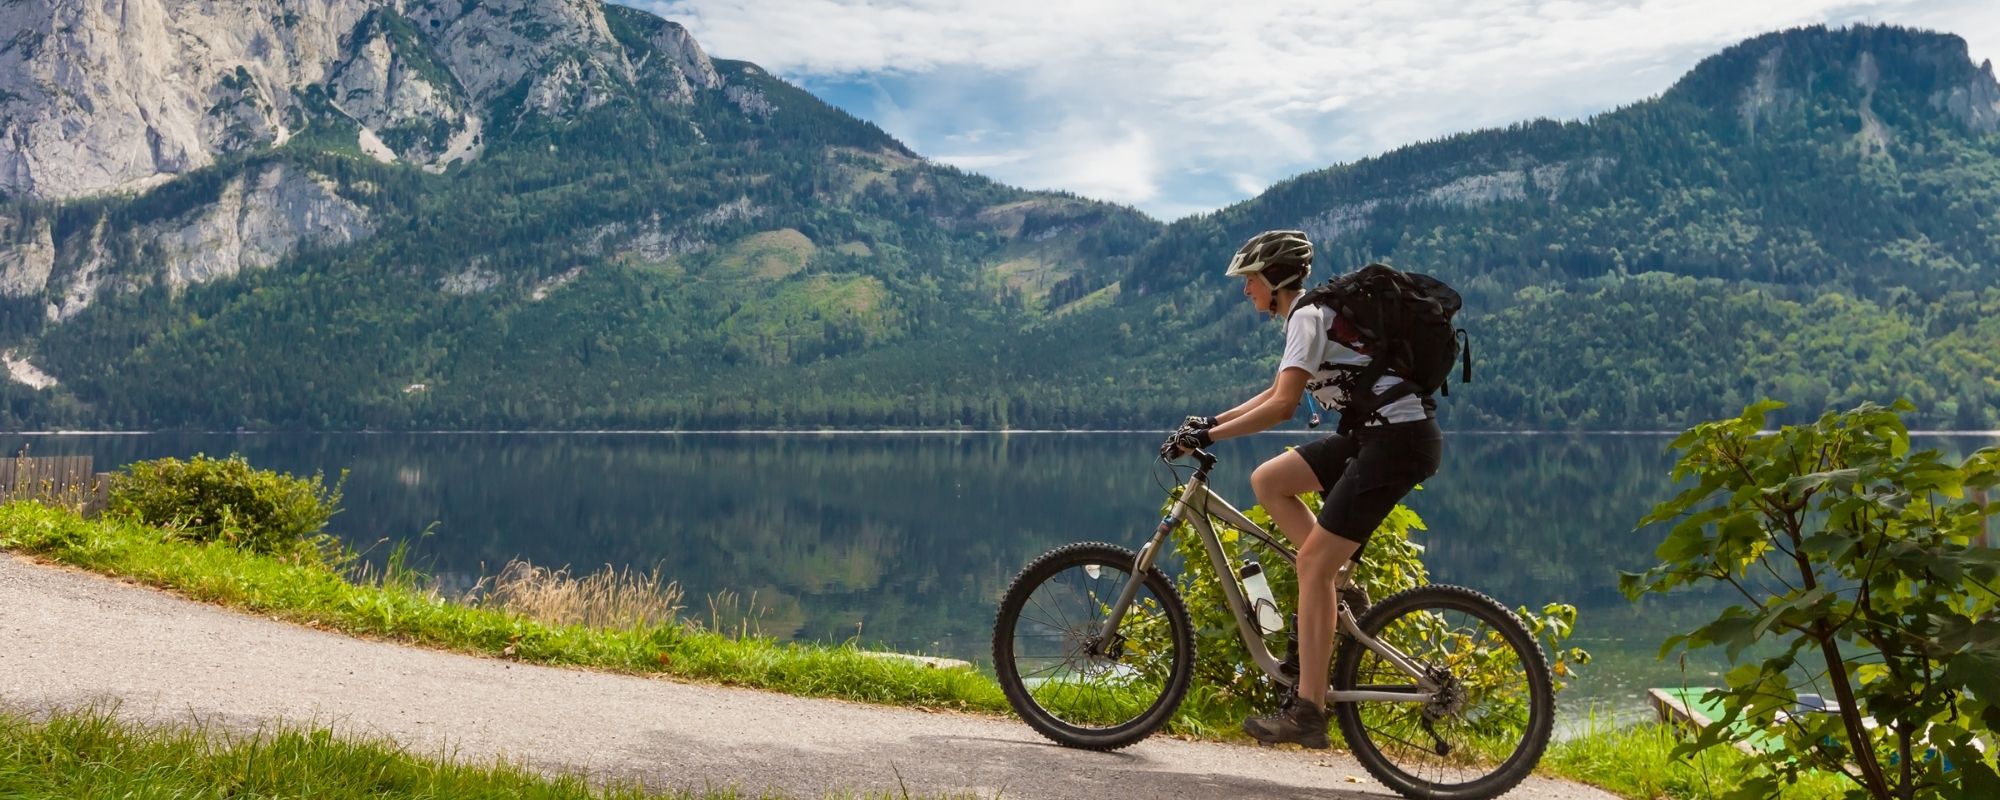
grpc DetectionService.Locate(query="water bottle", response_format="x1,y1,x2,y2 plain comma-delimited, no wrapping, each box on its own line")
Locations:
1239,561,1284,634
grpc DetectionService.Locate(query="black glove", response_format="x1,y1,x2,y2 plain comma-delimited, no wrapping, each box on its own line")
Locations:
1158,427,1213,460
1181,415,1218,431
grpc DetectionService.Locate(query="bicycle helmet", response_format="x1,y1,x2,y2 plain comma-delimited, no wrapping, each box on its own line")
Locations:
1224,230,1312,292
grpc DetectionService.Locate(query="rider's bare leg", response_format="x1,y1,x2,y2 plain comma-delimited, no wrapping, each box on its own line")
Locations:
1296,526,1362,709
1251,449,1363,709
1250,451,1319,548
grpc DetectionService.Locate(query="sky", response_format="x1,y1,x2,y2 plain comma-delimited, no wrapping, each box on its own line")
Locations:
628,1,2000,221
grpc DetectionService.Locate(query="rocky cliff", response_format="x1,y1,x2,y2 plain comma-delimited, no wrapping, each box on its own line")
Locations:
0,0,720,201
0,0,731,326
0,164,373,322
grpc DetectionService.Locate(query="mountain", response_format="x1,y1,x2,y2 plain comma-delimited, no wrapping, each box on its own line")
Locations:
1126,25,2000,297
0,0,1156,429
1017,24,2000,430
1,14,1996,431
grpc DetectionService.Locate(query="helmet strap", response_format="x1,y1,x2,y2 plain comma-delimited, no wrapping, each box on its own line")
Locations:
1256,274,1280,316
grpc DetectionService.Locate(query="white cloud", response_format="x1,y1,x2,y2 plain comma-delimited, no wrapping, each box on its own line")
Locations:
633,0,2000,219
1230,173,1267,197
934,150,1029,171
1043,125,1160,204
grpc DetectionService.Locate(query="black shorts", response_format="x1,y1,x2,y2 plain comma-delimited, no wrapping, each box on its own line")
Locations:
1293,418,1443,553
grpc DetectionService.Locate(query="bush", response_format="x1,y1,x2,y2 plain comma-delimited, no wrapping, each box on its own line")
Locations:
108,454,344,558
1157,483,1589,718
1623,400,2000,799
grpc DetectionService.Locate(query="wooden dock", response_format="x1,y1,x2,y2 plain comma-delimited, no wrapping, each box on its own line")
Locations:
1648,687,1762,753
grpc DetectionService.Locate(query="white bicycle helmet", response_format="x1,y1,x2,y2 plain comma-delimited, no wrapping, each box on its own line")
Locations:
1224,229,1313,292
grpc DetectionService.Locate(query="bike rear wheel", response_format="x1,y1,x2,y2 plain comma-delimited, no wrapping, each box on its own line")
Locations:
992,541,1194,751
1331,584,1555,800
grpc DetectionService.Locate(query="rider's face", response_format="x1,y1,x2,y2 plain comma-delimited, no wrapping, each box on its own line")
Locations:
1243,276,1272,312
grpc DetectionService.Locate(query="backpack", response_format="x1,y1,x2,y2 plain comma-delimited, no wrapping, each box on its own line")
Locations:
1295,263,1472,433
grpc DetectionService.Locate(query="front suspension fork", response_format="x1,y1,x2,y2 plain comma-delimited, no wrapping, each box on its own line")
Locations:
1092,510,1178,650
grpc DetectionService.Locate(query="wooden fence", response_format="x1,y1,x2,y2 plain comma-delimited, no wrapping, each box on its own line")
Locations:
0,455,111,516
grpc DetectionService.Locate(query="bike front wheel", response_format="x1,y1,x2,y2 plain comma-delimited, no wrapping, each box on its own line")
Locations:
1331,584,1555,800
992,541,1194,751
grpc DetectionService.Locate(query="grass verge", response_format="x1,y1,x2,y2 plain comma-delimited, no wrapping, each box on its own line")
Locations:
1546,717,1850,799
0,705,956,799
2,500,1852,799
0,501,1006,714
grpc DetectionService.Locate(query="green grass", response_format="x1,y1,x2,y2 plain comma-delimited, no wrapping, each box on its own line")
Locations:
0,501,1007,715
714,229,815,280
1545,718,1851,799
0,705,956,799
0,500,1858,799
720,274,893,351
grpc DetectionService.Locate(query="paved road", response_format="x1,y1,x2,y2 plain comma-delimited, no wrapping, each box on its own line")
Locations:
0,554,1618,799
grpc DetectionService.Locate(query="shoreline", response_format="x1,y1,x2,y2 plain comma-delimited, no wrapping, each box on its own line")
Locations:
12,428,2000,437
0,500,1854,798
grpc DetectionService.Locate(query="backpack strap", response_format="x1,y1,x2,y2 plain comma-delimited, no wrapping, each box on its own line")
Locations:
1336,381,1420,434
1336,363,1408,435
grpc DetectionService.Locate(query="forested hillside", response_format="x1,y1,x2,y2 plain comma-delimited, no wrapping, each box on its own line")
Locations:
1,16,1994,431
1024,24,2000,431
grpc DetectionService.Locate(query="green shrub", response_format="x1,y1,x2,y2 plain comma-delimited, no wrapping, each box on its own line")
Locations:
1623,400,2000,799
108,454,344,558
1156,485,1589,717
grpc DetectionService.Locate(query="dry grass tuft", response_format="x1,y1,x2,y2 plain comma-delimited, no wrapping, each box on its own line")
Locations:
481,560,685,632
702,588,768,640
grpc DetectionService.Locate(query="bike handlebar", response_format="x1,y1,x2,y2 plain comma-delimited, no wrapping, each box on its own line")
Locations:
1160,448,1218,472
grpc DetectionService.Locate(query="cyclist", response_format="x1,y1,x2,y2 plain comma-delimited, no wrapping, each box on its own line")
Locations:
1159,229,1443,748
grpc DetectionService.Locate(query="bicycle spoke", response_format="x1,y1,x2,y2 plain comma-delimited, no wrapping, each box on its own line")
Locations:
1026,591,1065,631
1017,662,1067,679
1038,575,1079,633
1017,608,1068,636
1362,723,1435,759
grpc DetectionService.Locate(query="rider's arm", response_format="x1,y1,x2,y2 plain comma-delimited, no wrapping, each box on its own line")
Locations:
1207,367,1307,442
1208,303,1320,442
1215,385,1273,424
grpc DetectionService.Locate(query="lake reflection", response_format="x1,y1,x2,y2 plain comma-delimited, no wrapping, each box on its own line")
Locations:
7,430,1994,717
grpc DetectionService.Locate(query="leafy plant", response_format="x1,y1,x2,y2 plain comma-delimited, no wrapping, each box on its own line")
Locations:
1622,400,2000,799
1155,483,1589,716
108,454,345,559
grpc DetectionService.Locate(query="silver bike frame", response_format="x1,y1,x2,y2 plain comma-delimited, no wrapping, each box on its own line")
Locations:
1096,453,1439,704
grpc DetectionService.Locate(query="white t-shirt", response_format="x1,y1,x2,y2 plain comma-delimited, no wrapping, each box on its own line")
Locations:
1279,300,1430,426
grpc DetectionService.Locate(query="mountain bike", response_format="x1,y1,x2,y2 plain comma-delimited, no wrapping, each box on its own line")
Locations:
992,447,1554,800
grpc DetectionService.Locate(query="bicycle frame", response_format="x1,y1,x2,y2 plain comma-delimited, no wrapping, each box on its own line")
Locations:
1096,449,1439,704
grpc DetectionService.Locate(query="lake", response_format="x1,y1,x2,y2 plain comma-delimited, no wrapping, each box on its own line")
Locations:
7,430,1994,722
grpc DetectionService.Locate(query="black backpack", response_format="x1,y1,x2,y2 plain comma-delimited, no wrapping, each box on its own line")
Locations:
1296,263,1472,433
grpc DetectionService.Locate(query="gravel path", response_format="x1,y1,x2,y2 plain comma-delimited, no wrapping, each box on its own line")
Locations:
0,554,1618,800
